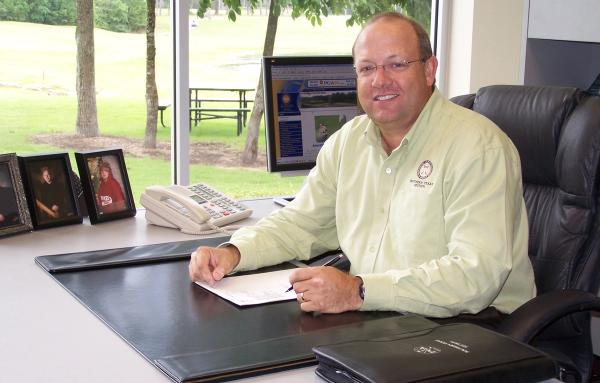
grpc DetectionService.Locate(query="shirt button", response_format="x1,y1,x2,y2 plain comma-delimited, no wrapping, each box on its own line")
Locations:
385,167,392,174
369,247,375,253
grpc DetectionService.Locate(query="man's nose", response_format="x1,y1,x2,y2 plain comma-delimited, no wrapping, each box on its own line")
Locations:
371,66,393,87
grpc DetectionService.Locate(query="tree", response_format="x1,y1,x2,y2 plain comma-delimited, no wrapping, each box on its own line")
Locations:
144,0,158,149
197,0,428,163
240,0,277,163
75,0,99,137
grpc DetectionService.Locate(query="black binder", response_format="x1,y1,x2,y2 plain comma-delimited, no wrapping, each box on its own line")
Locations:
313,322,558,383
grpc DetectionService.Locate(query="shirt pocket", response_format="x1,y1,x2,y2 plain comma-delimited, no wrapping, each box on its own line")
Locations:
387,179,447,265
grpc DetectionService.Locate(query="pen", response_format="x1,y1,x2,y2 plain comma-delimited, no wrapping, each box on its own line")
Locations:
285,253,344,293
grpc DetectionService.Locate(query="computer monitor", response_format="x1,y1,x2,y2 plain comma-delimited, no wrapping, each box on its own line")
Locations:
262,55,361,174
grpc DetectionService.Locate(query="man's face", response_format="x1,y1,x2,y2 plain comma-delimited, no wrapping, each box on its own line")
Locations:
42,169,52,184
353,19,437,131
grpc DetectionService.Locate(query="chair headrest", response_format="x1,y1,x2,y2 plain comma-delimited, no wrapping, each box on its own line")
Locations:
472,85,581,186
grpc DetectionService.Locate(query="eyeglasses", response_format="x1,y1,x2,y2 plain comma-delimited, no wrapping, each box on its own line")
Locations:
354,57,429,77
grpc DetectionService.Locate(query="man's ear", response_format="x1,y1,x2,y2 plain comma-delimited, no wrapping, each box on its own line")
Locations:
424,56,438,87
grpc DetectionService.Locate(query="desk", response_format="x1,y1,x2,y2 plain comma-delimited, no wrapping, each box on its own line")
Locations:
189,87,254,135
0,198,561,383
1,199,316,382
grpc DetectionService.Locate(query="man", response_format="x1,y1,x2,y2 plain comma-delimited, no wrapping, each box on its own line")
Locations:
189,12,535,319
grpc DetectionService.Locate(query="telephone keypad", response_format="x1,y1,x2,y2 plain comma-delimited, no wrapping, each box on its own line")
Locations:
186,183,252,226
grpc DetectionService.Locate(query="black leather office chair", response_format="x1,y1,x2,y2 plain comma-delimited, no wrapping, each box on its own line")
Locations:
451,85,600,383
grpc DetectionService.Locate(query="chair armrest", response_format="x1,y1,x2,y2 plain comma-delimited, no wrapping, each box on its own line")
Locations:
497,290,600,343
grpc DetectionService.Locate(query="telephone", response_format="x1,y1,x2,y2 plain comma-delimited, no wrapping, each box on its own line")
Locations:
140,183,253,235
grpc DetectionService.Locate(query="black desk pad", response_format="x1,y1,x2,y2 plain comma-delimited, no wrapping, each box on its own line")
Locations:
37,238,436,382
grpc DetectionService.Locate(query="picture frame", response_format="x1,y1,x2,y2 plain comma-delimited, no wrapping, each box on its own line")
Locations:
0,153,33,237
75,148,136,224
19,152,83,229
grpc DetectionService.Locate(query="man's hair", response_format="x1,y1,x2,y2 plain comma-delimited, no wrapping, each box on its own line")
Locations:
352,12,433,60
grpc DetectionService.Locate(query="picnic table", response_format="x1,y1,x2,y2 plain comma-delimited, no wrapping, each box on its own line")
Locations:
189,87,255,136
158,102,170,128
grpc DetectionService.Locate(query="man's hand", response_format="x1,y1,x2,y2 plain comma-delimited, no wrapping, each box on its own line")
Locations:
289,267,363,313
188,245,240,286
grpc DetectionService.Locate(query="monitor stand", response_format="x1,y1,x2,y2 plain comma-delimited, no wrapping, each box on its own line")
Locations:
273,196,295,207
272,171,308,207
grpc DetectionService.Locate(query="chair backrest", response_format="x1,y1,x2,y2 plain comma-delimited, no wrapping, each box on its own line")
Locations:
451,85,600,381
451,85,600,296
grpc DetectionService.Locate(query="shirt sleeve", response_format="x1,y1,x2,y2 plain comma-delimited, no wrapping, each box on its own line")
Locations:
359,146,526,317
230,135,343,272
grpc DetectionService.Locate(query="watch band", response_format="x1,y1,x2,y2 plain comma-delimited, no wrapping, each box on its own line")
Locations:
358,278,365,300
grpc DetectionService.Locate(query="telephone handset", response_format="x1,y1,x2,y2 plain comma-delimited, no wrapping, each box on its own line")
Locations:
140,184,252,235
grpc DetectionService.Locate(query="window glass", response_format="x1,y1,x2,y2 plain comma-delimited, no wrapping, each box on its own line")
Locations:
1,3,431,202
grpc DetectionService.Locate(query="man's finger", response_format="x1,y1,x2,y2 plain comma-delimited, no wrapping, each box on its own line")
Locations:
194,248,216,285
300,300,317,312
289,267,318,285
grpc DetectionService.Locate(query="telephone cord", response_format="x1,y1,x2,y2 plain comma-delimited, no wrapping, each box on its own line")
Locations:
181,222,242,236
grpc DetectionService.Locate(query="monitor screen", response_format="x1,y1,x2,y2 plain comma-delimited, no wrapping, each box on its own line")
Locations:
262,55,361,173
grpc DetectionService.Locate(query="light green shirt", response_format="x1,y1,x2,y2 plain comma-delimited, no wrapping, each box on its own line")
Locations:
231,90,536,317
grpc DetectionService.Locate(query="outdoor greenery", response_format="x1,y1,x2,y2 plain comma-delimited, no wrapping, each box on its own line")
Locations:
95,0,146,33
0,6,430,201
198,0,430,29
0,0,75,24
0,0,147,32
0,14,364,200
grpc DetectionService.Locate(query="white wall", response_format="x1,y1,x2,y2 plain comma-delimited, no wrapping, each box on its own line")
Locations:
442,0,525,98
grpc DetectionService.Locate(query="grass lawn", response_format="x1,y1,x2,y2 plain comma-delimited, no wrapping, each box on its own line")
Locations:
0,13,360,200
0,87,303,200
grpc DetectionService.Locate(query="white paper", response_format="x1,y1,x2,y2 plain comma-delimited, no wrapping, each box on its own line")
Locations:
195,269,297,306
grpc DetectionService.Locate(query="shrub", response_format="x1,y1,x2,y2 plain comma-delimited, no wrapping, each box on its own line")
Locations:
95,0,146,33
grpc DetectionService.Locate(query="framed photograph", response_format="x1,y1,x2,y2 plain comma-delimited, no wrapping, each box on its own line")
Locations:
19,153,83,229
0,153,33,237
75,148,136,224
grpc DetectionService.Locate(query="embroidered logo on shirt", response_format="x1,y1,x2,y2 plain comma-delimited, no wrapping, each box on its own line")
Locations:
417,160,433,179
410,160,435,189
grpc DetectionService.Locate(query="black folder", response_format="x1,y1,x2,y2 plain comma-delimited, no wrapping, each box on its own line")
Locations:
313,322,558,383
36,237,433,382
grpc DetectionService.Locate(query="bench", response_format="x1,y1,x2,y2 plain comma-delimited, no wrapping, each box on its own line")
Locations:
189,107,252,136
189,87,254,135
158,102,170,128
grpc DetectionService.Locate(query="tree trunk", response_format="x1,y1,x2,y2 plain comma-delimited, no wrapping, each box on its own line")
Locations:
144,0,159,149
75,0,99,137
241,0,278,164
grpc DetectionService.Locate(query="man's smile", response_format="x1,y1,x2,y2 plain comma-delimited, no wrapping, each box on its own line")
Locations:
374,94,399,101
